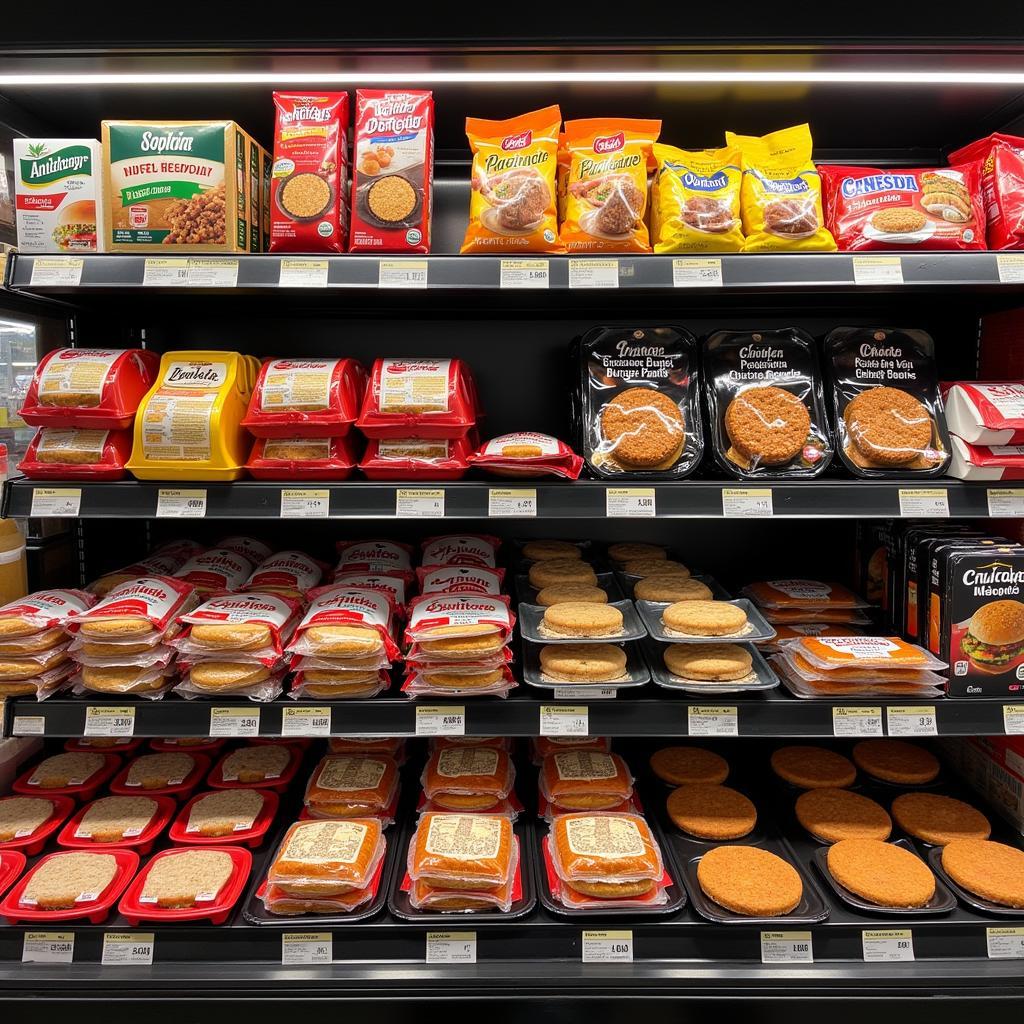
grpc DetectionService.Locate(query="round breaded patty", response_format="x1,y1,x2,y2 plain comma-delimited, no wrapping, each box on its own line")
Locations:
852,739,939,785
635,577,711,603
795,788,892,843
667,783,757,839
523,540,582,562
539,643,627,682
79,616,154,638
770,745,857,789
828,838,935,908
542,602,623,638
623,559,690,578
725,386,811,466
608,543,667,564
421,668,505,689
845,387,932,467
528,559,599,589
697,845,803,916
941,839,1024,908
663,600,747,637
80,665,164,693
891,792,990,846
568,878,656,899
663,643,752,681
418,632,506,657
536,584,609,607
650,746,729,786
601,387,685,468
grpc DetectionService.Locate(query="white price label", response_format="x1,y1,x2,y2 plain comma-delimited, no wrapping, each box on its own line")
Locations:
282,932,332,965
281,706,332,738
852,255,903,285
184,258,238,288
396,488,445,518
84,706,136,737
886,705,937,736
606,487,656,518
279,259,329,287
569,259,619,289
415,705,466,736
102,932,154,965
12,716,45,736
22,932,74,963
997,254,1024,284
500,259,549,289
832,706,883,737
143,258,190,286
156,488,207,518
722,487,773,518
426,931,477,964
898,488,949,518
540,704,589,736
688,705,738,737
280,489,330,518
379,260,428,289
554,686,617,701
862,929,914,963
30,258,84,287
987,926,1024,959
987,488,1024,518
760,931,813,964
673,258,723,287
582,929,633,963
209,707,261,737
30,487,82,517
1003,705,1024,735
488,488,537,518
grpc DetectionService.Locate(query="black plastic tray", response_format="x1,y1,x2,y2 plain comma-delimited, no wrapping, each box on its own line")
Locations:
926,844,1024,918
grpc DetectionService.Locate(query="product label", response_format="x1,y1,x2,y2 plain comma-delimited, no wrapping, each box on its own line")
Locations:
582,929,633,962
488,488,538,517
436,747,499,779
1003,705,1024,735
415,705,466,736
378,261,429,288
760,931,813,963
155,487,208,517
767,580,834,601
280,705,332,737
29,258,84,285
673,257,723,287
852,256,903,285
260,359,335,411
282,932,332,965
421,536,496,568
816,637,901,659
722,487,774,517
688,705,739,736
569,258,618,288
832,706,884,737
36,428,108,458
22,932,74,963
987,488,1024,517
208,706,260,737
281,821,368,864
426,931,477,963
38,350,119,401
540,705,590,736
278,260,330,287
423,814,503,860
396,488,446,518
379,359,450,411
554,750,617,781
606,487,656,518
143,393,217,461
102,932,154,965
564,816,644,857
317,757,386,792
899,488,949,518
886,705,938,736
987,926,1024,959
862,929,914,962
84,706,136,737
500,258,549,289
29,487,82,517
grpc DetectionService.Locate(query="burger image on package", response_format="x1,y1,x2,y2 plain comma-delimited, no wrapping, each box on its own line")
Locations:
52,199,99,252
962,600,1024,671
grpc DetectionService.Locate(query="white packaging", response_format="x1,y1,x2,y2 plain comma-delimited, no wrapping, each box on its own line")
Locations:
948,435,1024,481
943,382,1024,445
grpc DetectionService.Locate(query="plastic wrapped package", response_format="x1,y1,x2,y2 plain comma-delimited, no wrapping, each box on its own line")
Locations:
421,747,515,810
176,592,303,659
304,755,399,819
19,427,133,481
548,812,664,893
245,434,359,481
287,586,401,660
267,819,385,896
467,433,583,479
335,540,415,583
408,839,519,912
407,812,514,889
242,551,325,599
420,534,500,569
359,436,474,481
174,548,254,596
539,751,633,811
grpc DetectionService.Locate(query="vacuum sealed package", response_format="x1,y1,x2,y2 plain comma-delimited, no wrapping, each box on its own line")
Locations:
358,436,474,481
245,435,359,481
704,328,833,478
174,548,254,596
468,432,583,480
19,427,133,481
825,327,950,477
575,325,702,478
420,534,500,569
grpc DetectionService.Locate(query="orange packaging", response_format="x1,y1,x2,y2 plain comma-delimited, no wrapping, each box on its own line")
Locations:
303,754,399,818
742,580,870,610
549,812,663,883
539,751,633,811
531,735,610,764
762,607,873,625
461,106,561,254
267,818,384,896
559,118,661,253
782,635,947,671
421,747,515,811
407,811,513,890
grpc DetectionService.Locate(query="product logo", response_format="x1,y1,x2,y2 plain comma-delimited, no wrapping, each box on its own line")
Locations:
164,362,226,387
384,361,440,374
19,144,93,187
271,359,333,371
962,562,1024,588
502,130,532,152
840,173,921,199
666,164,731,192
283,104,335,124
140,130,196,154
615,340,668,358
753,172,811,195
859,343,904,358
594,133,625,154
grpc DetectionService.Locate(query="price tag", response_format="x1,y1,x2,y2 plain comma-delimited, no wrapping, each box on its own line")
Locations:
102,932,154,965
426,931,477,964
415,705,466,736
84,706,135,737
282,932,332,965
12,716,45,736
143,258,190,286
279,259,329,287
500,259,549,289
184,258,238,288
488,488,537,518
281,706,332,738
30,487,81,517
997,254,1024,283
156,488,207,518
569,259,619,289
30,257,84,287
898,488,949,518
987,488,1024,517
554,686,616,701
987,926,1024,959
582,929,633,963
832,706,883,737
1003,705,1024,735
760,931,813,964
22,932,74,963
722,487,773,518
209,707,261,737
606,487,656,518
673,258,723,287
852,255,903,285
379,260,428,288
540,705,589,736
886,705,938,737
862,929,914,962
396,488,445,518
688,705,738,737
280,489,330,518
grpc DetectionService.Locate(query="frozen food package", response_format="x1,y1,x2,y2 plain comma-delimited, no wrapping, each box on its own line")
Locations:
288,585,401,660
174,548,254,596
304,754,399,819
267,819,385,896
468,433,584,479
539,751,634,811
420,535,500,569
18,427,133,481
358,436,473,480
779,635,947,671
949,133,1024,249
0,589,95,636
335,539,415,582
407,812,514,889
245,434,359,481
243,551,325,599
548,812,663,884
70,576,197,639
742,580,870,611
421,747,515,810
942,381,1024,445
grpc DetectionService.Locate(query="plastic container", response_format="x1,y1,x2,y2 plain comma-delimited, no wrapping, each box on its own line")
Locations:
12,752,121,800
518,600,647,644
18,427,133,481
108,753,210,798
65,737,145,754
206,747,301,793
168,789,279,848
0,794,74,855
56,795,176,853
0,851,25,899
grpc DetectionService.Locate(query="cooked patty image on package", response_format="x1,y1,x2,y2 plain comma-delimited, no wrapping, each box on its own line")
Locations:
704,329,833,478
575,326,703,478
824,327,950,478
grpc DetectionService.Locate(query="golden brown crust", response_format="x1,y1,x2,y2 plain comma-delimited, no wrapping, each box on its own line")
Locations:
891,792,990,846
828,838,936,908
649,746,729,786
941,839,1024,907
666,783,757,839
851,739,939,785
795,788,892,843
725,386,810,466
697,845,803,916
770,745,857,789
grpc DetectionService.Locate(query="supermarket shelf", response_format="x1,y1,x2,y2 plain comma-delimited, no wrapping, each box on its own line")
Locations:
1,477,1003,520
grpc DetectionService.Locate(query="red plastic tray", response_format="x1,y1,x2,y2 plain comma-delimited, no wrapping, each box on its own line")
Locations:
12,752,122,801
150,738,226,754
250,737,313,749
207,746,301,793
65,737,146,754
0,851,26,899
0,848,139,924
108,753,210,798
56,795,177,853
168,790,279,848
118,845,252,925
0,795,75,856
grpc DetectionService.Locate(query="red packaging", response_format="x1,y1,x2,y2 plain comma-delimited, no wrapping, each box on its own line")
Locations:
950,133,1024,250
174,548,254,596
270,92,349,253
56,795,176,853
336,539,415,583
0,852,25,899
0,795,75,856
821,164,986,251
243,551,325,597
421,534,500,569
215,536,271,565
0,588,95,632
207,747,301,793
177,592,303,659
290,585,402,661
468,432,584,480
245,434,358,481
405,594,514,645
330,572,407,609
949,435,1024,481
167,789,279,848
18,427,133,481
359,435,474,480
356,359,480,440
350,89,434,253
13,753,122,801
942,381,1024,445
241,358,365,438
69,576,197,636
417,565,505,596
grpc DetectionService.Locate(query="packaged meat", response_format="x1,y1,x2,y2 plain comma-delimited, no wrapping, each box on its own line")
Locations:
243,551,324,599
468,432,584,480
949,133,1024,249
358,436,473,480
539,751,634,811
942,381,1024,446
244,435,359,481
177,592,302,658
70,576,197,639
417,566,505,597
420,534,500,569
421,747,515,811
0,589,95,636
18,427,133,481
289,586,400,660
304,755,399,819
174,548,254,597
407,812,514,889
404,594,514,646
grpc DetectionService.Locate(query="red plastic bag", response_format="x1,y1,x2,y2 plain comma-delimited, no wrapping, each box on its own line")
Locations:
949,133,1024,250
468,431,584,479
358,434,473,480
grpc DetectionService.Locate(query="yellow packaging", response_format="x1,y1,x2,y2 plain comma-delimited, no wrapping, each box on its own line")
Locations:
127,351,259,481
651,143,744,254
559,118,660,253
461,105,562,254
725,123,836,253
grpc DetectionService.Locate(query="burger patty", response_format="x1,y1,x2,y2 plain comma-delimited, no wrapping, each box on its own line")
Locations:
962,633,1024,666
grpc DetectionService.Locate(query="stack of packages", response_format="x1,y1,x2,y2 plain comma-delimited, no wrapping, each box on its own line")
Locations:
418,738,517,817
17,348,159,481
242,358,366,480
402,534,517,699
942,381,1024,481
0,589,96,700
538,749,637,820
303,751,401,825
88,539,206,596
